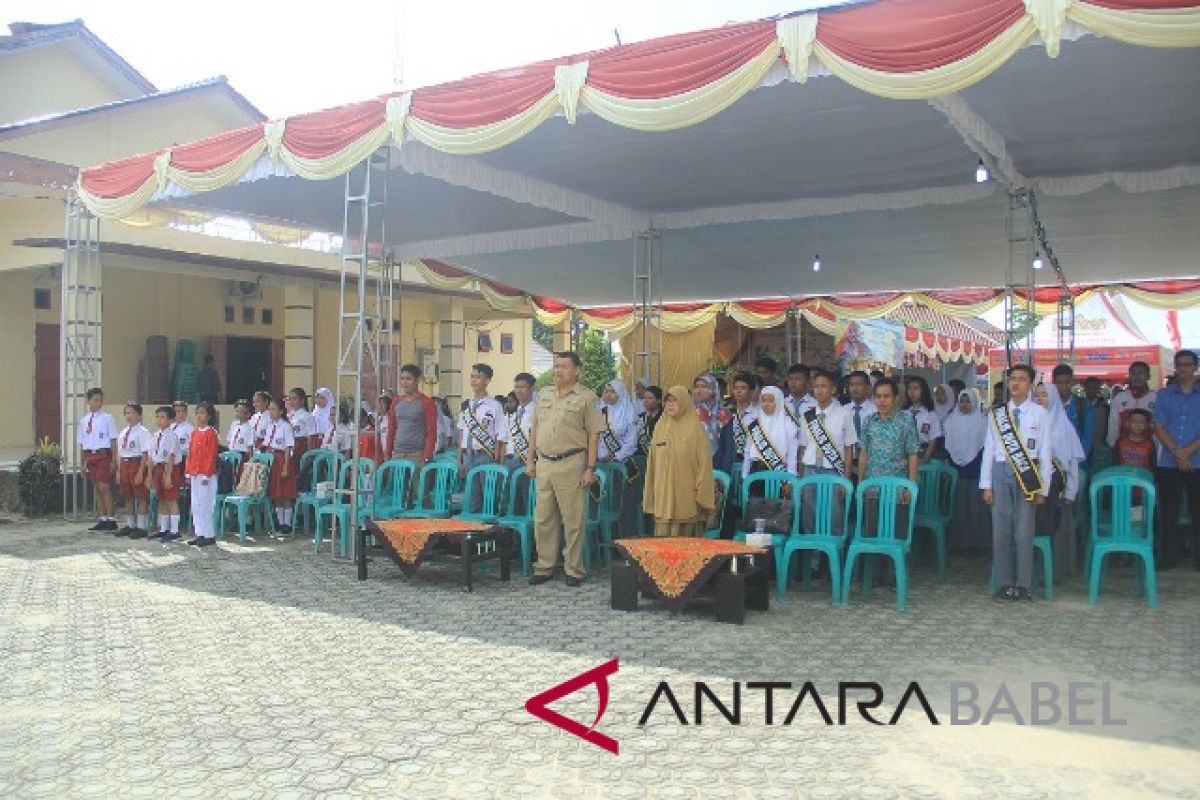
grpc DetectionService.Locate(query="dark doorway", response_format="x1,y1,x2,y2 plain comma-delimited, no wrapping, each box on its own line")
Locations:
227,336,272,402
35,323,60,445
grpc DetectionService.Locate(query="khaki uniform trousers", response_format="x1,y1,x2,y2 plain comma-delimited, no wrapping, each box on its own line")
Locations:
534,453,587,578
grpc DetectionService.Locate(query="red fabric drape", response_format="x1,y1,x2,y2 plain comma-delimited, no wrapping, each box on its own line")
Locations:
923,288,1001,305
282,99,386,160
533,297,570,314
583,306,636,319
403,64,559,128
79,151,159,198
483,279,524,297
587,21,778,99
1126,279,1200,294
422,260,471,278
735,299,792,316
816,0,1026,73
170,124,265,173
825,293,906,309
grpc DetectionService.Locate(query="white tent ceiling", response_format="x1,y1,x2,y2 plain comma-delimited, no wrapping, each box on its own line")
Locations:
167,34,1200,306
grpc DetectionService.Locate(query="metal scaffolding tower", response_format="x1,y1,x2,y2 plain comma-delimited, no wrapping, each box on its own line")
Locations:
1002,189,1074,372
335,148,392,574
631,229,663,387
61,199,102,518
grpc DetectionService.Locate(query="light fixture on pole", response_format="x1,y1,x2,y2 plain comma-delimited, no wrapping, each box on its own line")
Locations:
975,159,989,183
812,253,821,273
1032,251,1044,270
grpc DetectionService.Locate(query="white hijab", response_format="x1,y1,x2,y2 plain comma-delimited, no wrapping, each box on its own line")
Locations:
598,378,637,433
754,386,799,456
314,387,335,435
1039,384,1086,465
943,389,987,466
933,383,955,421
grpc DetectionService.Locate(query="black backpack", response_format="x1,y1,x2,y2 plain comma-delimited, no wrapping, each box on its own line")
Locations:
216,458,236,495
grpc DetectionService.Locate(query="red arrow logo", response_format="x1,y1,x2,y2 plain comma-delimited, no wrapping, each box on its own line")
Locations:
525,658,619,755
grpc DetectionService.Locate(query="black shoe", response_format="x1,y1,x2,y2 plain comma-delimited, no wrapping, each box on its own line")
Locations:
115,526,133,537
280,524,293,535
196,537,216,547
1015,586,1032,601
993,585,1012,601
565,576,583,587
87,521,106,532
529,574,552,586
186,537,202,547
148,531,167,541
104,520,119,531
127,529,147,540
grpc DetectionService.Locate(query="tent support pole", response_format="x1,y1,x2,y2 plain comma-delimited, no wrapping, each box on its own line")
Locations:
61,199,102,519
633,229,662,388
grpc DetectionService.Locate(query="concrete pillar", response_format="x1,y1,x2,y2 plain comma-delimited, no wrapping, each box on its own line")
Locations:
438,298,465,410
552,318,571,353
283,283,315,393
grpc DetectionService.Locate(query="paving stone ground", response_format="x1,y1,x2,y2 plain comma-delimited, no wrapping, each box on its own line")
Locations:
0,518,1197,799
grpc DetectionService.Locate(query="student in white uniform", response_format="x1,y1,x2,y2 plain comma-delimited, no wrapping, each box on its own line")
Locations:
798,370,856,535
783,364,817,429
498,373,537,515
226,400,255,457
115,402,154,538
743,386,800,485
597,378,639,537
77,387,119,532
170,401,195,465
842,370,877,476
904,376,943,463
458,364,503,513
250,390,272,449
981,364,1055,602
148,405,183,541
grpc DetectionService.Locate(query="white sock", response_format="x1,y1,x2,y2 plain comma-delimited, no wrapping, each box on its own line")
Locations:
283,508,292,525
158,515,167,532
170,514,180,533
276,508,285,524
136,514,147,530
126,515,136,528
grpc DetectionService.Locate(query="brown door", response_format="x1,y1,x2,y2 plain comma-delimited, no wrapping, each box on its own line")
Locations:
270,339,285,400
35,324,60,445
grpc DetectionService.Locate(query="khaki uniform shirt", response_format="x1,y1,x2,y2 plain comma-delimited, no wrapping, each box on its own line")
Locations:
533,383,604,457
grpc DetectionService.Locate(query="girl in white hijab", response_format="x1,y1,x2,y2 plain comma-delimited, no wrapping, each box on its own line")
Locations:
313,388,335,438
741,386,800,479
596,378,637,463
944,389,991,552
1035,381,1087,581
933,383,956,422
943,389,987,470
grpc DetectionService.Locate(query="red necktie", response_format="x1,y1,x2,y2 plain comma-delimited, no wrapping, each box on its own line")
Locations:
155,431,163,456
123,427,131,448
86,414,94,435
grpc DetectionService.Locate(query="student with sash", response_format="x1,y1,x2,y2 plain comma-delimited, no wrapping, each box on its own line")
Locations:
741,386,800,491
458,364,503,513
497,372,536,515
842,371,876,479
981,364,1054,602
798,370,856,536
388,364,439,466
1035,381,1087,582
904,377,943,463
784,364,816,429
642,386,716,537
693,373,731,465
716,372,759,475
636,386,663,459
597,378,640,537
944,389,990,554
858,378,920,542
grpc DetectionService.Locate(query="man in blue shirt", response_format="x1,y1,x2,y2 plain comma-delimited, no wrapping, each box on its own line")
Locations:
1052,364,1093,462
1153,349,1200,571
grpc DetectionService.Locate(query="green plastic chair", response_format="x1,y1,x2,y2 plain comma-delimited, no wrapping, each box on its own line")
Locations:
778,473,853,604
314,458,375,557
841,476,920,611
913,461,957,578
398,460,458,519
497,467,537,576
1086,473,1157,608
455,464,509,523
373,458,417,520
595,461,628,543
733,469,802,578
989,537,1054,599
219,451,274,543
211,450,244,532
702,469,732,539
294,449,338,534
583,469,611,573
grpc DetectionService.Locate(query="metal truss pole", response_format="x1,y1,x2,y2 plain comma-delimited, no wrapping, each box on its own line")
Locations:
632,229,663,388
61,199,101,519
1003,190,1036,373
336,148,389,571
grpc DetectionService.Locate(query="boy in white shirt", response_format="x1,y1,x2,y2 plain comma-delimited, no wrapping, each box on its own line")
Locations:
842,370,877,476
458,364,503,512
226,400,254,456
799,370,856,536
77,387,119,532
171,400,195,464
115,402,153,538
981,364,1055,602
250,390,272,448
147,405,183,541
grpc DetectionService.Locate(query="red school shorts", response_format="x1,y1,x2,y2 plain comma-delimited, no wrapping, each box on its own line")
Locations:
84,451,112,484
267,449,297,501
153,462,183,501
118,458,149,499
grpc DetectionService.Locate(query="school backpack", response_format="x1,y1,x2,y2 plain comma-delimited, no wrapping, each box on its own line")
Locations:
216,457,236,495
234,461,269,497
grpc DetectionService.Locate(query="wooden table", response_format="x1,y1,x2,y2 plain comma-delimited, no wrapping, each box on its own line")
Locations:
611,538,770,624
365,519,513,592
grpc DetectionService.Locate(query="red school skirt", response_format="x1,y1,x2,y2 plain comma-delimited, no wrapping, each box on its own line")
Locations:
267,449,297,501
118,457,149,499
152,462,183,501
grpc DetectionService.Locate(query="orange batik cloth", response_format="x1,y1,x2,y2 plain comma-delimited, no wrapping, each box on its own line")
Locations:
614,538,766,610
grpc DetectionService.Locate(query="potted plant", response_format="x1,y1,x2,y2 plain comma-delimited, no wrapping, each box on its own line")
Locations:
18,438,62,516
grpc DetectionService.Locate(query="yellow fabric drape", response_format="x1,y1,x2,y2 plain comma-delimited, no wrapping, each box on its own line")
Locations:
413,260,475,290
478,283,533,314
619,320,717,394
251,221,311,245
278,126,391,181
405,94,561,155
1070,2,1200,47
170,140,269,193
1110,285,1200,310
725,302,791,329
532,304,572,326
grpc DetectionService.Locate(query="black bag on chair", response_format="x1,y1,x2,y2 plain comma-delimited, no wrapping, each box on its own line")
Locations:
736,497,793,534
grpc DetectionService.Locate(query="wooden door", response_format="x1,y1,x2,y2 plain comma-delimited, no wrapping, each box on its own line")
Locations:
35,324,60,445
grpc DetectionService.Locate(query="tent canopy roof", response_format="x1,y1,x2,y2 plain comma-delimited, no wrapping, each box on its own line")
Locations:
78,1,1200,307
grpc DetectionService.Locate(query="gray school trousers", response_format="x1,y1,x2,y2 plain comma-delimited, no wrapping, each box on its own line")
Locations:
991,460,1036,590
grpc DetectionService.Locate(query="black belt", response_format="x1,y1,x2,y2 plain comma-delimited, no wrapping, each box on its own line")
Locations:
538,448,584,462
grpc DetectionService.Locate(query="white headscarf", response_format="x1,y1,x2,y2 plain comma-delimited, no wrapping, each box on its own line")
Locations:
1039,384,1086,465
754,386,799,460
314,388,335,436
933,383,955,421
597,378,637,433
943,389,987,466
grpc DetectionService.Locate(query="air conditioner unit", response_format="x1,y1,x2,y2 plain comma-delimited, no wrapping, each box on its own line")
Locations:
227,280,263,301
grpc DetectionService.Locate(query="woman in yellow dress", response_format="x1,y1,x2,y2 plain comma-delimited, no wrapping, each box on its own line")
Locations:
642,386,716,537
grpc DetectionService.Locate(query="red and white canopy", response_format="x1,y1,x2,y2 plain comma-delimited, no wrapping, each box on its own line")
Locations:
77,0,1200,311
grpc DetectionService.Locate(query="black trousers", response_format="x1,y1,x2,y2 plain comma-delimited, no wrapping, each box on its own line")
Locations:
1157,467,1200,565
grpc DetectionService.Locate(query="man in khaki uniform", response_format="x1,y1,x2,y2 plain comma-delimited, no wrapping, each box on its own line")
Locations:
527,352,603,586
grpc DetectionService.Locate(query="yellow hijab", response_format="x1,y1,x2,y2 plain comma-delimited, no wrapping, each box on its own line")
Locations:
642,386,716,521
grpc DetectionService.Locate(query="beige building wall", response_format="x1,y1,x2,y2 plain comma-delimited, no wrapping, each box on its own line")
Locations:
0,44,127,125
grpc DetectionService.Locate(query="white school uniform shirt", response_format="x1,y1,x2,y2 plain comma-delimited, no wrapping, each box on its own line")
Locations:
148,426,181,466
979,398,1055,497
289,408,317,443
786,393,817,421
226,419,254,453
497,402,535,458
907,407,943,446
730,405,760,459
250,410,270,442
77,410,118,451
261,418,295,452
376,413,390,451
799,401,858,470
458,396,503,452
116,423,153,459
843,398,877,457
171,420,195,456
1106,388,1157,447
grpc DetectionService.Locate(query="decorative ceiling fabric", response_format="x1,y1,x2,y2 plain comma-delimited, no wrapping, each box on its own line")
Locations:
76,0,1200,219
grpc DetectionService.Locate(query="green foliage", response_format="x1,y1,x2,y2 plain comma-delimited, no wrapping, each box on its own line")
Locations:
533,328,616,392
18,438,62,516
532,320,555,351
534,370,554,390
1007,307,1042,342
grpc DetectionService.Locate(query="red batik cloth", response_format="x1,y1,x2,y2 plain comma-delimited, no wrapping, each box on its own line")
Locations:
369,518,493,575
615,538,766,611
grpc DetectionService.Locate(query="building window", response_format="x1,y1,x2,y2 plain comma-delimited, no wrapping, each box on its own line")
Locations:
34,289,51,310
500,333,514,354
477,332,493,353
242,306,255,325
224,305,235,323
261,308,274,326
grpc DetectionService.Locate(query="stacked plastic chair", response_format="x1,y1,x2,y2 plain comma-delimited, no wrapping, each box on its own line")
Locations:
170,338,200,403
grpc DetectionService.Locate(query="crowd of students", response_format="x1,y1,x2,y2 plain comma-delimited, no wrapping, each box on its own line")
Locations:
76,349,1200,590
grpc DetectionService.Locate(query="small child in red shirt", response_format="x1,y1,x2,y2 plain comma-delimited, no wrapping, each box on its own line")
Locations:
1116,409,1155,471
